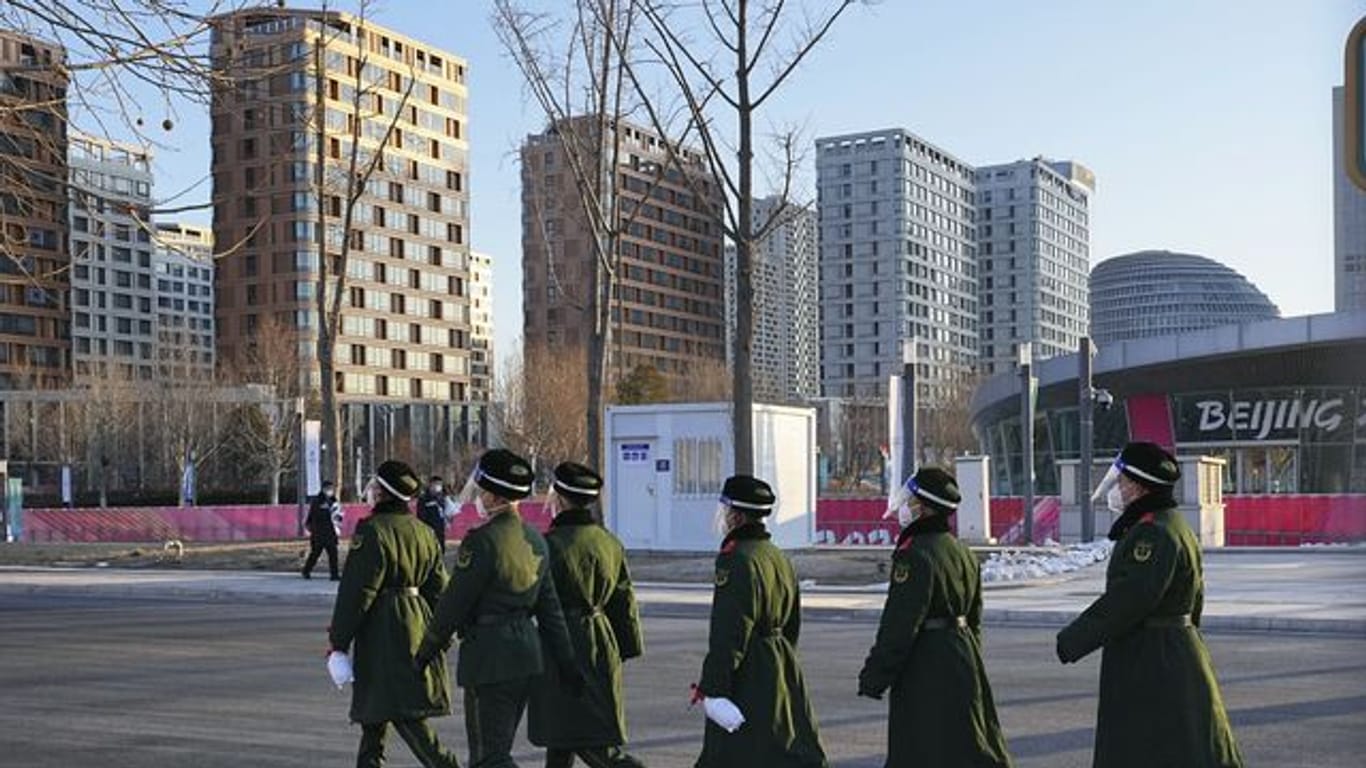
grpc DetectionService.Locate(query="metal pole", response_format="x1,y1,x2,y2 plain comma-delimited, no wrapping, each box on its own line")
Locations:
1019,343,1035,545
1078,336,1095,542
900,339,917,483
295,398,306,537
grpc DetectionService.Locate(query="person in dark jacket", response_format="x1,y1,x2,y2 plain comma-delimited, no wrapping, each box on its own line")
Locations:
1056,442,1244,768
528,462,646,768
857,467,1013,768
303,480,342,580
327,460,459,768
416,448,583,768
418,476,453,553
694,475,826,768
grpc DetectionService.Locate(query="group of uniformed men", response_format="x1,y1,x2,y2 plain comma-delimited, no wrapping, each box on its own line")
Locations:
323,440,1244,768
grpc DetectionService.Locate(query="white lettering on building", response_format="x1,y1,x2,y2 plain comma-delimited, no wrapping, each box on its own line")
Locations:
1195,398,1344,438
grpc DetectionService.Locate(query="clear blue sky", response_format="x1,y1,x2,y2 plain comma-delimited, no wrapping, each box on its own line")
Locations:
142,1,1363,367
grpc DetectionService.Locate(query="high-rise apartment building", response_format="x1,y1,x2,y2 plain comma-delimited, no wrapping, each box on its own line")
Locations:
975,158,1093,374
725,196,818,403
469,250,493,400
815,129,978,401
151,222,216,379
1334,86,1366,311
521,117,725,387
68,134,155,381
209,8,480,403
0,31,69,388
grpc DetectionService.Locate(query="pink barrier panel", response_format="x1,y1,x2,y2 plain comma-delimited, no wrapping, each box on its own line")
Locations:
1225,495,1366,546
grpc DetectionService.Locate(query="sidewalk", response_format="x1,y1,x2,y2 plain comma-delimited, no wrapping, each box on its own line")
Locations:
1,550,1362,636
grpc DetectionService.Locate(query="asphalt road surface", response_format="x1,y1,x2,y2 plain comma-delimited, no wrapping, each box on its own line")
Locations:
1,593,1362,767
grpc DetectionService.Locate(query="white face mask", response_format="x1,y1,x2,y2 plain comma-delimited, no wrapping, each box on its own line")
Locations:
544,489,562,519
474,494,490,520
364,479,381,507
1106,484,1126,515
713,502,732,536
431,484,443,495
897,503,918,529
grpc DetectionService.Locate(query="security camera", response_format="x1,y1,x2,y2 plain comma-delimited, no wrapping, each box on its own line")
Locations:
1094,389,1114,411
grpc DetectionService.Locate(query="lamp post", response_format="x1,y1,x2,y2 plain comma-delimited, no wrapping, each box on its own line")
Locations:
1019,343,1035,545
901,338,917,484
1077,336,1112,543
295,397,306,537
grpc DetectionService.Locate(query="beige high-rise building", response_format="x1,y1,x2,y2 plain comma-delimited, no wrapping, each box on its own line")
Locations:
209,7,482,404
0,31,69,388
469,250,493,400
521,117,725,390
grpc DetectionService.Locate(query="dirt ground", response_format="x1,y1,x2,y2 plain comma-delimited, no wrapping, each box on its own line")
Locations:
0,540,909,585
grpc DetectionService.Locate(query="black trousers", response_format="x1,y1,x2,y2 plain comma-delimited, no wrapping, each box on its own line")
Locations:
357,719,461,768
544,746,647,768
303,539,338,579
465,678,532,767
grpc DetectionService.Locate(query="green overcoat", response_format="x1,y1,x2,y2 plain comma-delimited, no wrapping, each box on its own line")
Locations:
696,522,827,768
1056,493,1244,768
857,514,1013,768
528,507,645,749
328,499,452,725
418,507,576,688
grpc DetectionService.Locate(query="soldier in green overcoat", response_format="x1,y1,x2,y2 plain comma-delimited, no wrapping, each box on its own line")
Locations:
528,462,646,768
416,448,583,768
327,459,461,768
857,467,1013,768
694,475,827,768
1057,442,1244,768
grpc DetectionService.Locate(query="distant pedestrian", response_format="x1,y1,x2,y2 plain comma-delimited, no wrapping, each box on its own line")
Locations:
302,480,342,580
418,476,455,553
857,467,1013,768
694,475,826,768
1056,442,1244,767
328,460,459,768
528,461,646,768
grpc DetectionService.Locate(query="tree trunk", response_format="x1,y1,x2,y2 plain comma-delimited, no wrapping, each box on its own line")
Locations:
731,1,755,475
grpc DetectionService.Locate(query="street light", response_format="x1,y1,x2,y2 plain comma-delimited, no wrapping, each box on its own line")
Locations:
1018,343,1035,544
900,338,917,485
1077,336,1112,542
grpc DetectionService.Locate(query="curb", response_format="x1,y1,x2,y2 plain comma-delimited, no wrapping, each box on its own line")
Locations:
4,580,1362,638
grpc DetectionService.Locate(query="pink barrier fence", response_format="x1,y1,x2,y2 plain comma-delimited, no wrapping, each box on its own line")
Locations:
16,495,1366,546
19,500,555,544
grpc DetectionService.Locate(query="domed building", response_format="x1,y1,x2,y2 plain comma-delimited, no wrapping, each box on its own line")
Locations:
1090,250,1280,345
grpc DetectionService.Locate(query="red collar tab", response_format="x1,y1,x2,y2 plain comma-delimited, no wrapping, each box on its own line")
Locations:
720,539,737,554
896,535,914,551
1139,512,1156,524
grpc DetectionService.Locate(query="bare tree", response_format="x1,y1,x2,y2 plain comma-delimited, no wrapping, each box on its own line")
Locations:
493,0,709,470
495,340,589,478
918,374,981,466
616,0,860,474
227,314,307,504
306,2,416,489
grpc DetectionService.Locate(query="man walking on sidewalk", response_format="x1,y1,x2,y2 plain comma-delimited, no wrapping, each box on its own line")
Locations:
1056,442,1244,768
302,480,342,580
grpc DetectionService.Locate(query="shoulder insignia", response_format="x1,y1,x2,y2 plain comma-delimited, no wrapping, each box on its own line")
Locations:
714,567,730,587
892,562,911,584
720,539,737,555
1133,540,1154,563
455,547,473,569
1139,512,1156,524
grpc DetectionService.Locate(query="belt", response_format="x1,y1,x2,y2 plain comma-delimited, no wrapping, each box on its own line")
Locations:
382,586,420,598
756,625,786,637
1143,614,1193,628
921,615,968,631
475,611,532,627
565,606,604,619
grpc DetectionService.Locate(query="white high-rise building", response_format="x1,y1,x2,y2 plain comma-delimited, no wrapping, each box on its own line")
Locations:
1334,86,1366,311
470,250,494,401
815,129,978,401
151,222,216,379
975,158,1094,375
68,134,157,381
725,196,818,403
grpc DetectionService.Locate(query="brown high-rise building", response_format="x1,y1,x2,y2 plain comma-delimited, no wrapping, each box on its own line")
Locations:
0,31,69,388
209,8,483,404
521,117,726,388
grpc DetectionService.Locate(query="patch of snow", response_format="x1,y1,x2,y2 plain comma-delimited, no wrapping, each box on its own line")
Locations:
981,541,1112,583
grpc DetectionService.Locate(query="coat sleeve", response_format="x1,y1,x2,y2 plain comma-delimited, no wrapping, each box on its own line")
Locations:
328,521,385,651
698,554,756,698
968,558,985,637
533,559,577,671
606,545,644,661
420,552,449,612
858,550,932,697
1192,581,1204,628
784,560,802,647
419,535,492,656
1056,526,1178,662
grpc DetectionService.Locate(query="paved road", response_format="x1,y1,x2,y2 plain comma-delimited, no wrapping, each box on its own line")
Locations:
0,593,1362,767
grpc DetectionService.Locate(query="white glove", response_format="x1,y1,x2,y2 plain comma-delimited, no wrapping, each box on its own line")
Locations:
327,651,354,689
703,696,745,733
